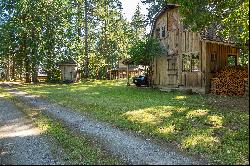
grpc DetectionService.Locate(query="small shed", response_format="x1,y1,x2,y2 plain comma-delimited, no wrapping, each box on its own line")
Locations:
58,57,80,83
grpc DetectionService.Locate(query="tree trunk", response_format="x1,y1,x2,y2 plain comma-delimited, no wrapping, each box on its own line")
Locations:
31,65,38,83
6,55,11,81
11,57,15,80
25,58,31,83
127,64,130,86
84,0,89,79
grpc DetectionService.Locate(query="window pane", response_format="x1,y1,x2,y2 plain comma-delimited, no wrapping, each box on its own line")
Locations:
191,53,199,72
182,54,191,71
228,55,237,66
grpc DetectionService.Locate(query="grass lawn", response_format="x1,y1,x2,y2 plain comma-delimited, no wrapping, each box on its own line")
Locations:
10,79,249,165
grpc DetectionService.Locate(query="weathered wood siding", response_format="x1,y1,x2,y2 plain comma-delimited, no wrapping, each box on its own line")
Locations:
152,30,202,88
152,7,240,94
179,32,202,89
60,65,78,82
152,8,180,87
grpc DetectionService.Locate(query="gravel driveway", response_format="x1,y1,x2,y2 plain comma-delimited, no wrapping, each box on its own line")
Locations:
0,96,64,165
4,88,209,165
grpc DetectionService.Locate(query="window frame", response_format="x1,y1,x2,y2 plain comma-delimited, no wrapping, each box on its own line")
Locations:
191,53,200,72
182,53,191,72
182,52,200,72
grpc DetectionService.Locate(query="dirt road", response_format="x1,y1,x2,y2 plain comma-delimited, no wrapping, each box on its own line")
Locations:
0,96,64,165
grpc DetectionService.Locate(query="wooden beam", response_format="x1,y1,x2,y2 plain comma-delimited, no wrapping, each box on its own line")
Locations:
203,39,236,47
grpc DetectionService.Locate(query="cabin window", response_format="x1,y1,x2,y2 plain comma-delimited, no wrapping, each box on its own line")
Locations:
227,55,237,66
161,26,166,38
182,53,200,72
182,54,191,71
191,53,200,72
156,27,160,38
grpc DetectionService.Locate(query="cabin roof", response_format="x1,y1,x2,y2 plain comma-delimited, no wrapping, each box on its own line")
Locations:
110,66,141,72
151,4,234,44
150,4,179,35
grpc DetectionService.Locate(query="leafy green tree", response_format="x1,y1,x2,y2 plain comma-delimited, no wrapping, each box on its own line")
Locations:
142,0,249,65
0,0,142,81
128,36,163,85
128,37,163,66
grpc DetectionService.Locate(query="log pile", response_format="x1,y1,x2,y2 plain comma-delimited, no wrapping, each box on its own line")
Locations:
245,78,249,97
211,66,248,96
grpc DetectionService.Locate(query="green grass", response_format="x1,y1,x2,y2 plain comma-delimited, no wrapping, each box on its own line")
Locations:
12,80,249,165
1,88,123,165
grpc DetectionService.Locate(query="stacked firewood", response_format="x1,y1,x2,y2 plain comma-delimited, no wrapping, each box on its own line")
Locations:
245,78,249,97
211,66,248,96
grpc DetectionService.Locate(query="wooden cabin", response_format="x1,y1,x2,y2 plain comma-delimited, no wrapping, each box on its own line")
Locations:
58,58,80,83
151,4,240,94
108,59,143,80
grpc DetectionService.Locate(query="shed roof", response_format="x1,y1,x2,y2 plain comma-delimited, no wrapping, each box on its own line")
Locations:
58,57,77,66
151,4,234,44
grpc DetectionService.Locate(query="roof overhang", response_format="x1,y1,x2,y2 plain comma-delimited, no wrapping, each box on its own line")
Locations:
203,39,237,47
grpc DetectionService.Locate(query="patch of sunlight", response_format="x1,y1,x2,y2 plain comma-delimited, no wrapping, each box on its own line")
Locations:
124,106,179,125
125,109,159,124
186,109,209,118
0,92,10,98
27,110,40,117
148,106,174,118
8,91,28,95
38,123,50,131
0,124,42,138
157,124,176,134
158,111,173,118
174,96,187,100
25,94,41,98
207,115,223,128
146,106,187,113
182,134,220,148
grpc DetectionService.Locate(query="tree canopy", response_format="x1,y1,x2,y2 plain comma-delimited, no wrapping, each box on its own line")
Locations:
128,37,163,66
142,0,249,50
0,0,136,82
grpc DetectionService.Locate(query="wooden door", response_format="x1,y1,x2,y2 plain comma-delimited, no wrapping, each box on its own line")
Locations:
167,58,178,87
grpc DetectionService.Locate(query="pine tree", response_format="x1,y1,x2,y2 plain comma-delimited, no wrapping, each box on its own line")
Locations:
131,3,146,41
141,0,167,26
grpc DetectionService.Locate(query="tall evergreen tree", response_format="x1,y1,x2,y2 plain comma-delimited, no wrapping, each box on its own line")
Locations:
0,0,139,81
141,0,167,26
131,3,146,41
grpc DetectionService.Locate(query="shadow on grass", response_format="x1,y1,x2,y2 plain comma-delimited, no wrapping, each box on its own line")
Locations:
13,80,249,165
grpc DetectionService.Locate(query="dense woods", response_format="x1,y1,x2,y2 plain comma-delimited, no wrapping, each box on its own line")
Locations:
0,0,248,84
0,0,150,82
